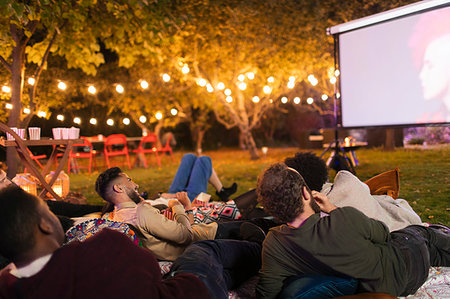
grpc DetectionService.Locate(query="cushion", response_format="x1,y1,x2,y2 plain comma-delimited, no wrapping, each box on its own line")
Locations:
277,274,357,299
364,168,400,199
65,218,139,246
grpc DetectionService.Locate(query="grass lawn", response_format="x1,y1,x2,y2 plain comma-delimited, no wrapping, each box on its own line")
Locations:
69,145,449,226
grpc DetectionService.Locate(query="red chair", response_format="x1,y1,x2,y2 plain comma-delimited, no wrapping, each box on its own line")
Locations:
67,137,97,174
157,134,174,162
133,134,161,168
104,134,131,169
24,149,47,172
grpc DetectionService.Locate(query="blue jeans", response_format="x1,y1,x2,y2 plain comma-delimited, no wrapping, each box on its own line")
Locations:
169,154,212,201
168,240,262,299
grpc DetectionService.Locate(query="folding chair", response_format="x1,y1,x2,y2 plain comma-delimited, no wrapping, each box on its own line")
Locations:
133,134,161,168
104,134,131,169
68,137,98,174
156,134,174,162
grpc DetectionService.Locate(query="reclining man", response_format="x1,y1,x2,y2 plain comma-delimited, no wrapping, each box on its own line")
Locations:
255,163,449,298
0,185,261,299
95,167,267,261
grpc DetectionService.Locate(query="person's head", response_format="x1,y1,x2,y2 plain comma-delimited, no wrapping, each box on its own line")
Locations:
419,34,450,103
284,152,328,191
256,163,320,223
0,169,12,190
0,185,64,264
95,167,141,205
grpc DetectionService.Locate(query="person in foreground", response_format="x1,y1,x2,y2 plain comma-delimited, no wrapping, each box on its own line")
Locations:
255,163,450,299
0,185,208,299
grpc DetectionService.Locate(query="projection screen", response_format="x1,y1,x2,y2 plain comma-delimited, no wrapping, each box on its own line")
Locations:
329,0,450,128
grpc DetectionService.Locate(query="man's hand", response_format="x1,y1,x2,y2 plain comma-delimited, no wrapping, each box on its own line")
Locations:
0,263,16,276
168,199,182,209
175,192,192,210
312,191,337,213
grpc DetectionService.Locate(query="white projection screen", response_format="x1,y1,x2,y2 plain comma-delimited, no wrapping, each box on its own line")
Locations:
329,0,450,128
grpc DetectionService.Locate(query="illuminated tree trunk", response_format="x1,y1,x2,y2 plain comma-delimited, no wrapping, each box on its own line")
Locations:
240,127,259,160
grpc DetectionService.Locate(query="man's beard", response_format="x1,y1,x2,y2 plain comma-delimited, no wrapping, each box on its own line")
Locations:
126,188,142,204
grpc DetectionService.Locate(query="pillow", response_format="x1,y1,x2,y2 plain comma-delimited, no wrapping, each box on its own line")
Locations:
65,218,139,246
277,274,357,299
364,168,400,199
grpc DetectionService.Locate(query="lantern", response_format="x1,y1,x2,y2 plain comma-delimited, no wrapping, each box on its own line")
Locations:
45,171,70,198
12,173,38,196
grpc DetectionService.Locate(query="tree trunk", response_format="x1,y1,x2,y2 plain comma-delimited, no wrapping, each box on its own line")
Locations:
6,33,27,178
384,128,395,151
241,128,259,160
154,121,163,147
195,128,205,155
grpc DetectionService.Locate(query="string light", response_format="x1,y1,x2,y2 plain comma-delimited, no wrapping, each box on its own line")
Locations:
289,76,296,82
330,77,337,84
281,97,288,104
263,85,272,94
247,72,255,80
155,112,163,120
162,73,170,82
23,108,31,114
74,117,81,124
252,96,260,103
238,74,245,82
37,111,47,118
206,84,214,93
198,78,207,87
226,96,233,103
28,77,35,85
336,92,341,98
322,94,328,101
88,85,96,94
217,82,225,90
90,118,97,125
287,81,295,89
181,64,190,74
224,89,232,96
293,97,301,104
123,118,130,125
107,118,114,126
57,114,64,121
307,97,314,104
238,82,247,90
116,84,124,93
5,103,13,109
267,76,274,83
139,115,147,123
171,108,178,116
58,81,67,90
335,70,340,77
140,80,149,89
2,86,11,93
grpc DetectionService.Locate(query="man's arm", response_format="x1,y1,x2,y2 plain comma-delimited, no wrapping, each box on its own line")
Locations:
136,202,194,245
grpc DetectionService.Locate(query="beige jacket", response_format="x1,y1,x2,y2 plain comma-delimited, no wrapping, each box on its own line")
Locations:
113,201,217,261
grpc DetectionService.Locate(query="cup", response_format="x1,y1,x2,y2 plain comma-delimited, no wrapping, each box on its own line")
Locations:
6,127,17,140
7,128,25,140
28,127,41,140
52,128,62,139
62,128,70,139
69,127,80,139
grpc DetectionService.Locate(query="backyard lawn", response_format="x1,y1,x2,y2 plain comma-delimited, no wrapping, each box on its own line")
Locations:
69,146,449,226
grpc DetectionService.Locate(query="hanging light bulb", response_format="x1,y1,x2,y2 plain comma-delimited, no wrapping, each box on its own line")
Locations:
155,112,163,120
171,108,178,116
247,72,255,80
263,85,272,94
116,84,124,93
57,114,64,121
162,73,171,82
322,94,328,101
88,85,96,94
123,118,130,125
28,77,35,85
139,115,147,123
252,96,260,103
267,76,274,83
307,97,314,104
217,82,225,90
2,86,11,93
140,80,149,89
107,118,114,126
293,97,301,104
226,96,233,103
198,78,207,86
182,64,190,74
238,74,245,81
37,111,47,118
224,89,232,96
238,82,247,90
281,97,288,104
58,81,67,90
90,118,97,125
73,117,81,124
23,108,31,114
206,84,214,93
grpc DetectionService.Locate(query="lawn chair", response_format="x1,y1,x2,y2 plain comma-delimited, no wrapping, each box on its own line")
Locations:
24,149,47,173
157,133,174,162
133,134,161,168
67,137,98,174
104,134,131,169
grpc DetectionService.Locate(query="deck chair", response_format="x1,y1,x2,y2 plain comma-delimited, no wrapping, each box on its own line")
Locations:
133,134,161,168
24,149,47,172
104,134,131,169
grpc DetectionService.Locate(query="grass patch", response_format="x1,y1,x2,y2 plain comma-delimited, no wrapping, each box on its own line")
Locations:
69,146,449,226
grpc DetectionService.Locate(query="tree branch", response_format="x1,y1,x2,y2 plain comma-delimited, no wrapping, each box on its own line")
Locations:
0,56,12,73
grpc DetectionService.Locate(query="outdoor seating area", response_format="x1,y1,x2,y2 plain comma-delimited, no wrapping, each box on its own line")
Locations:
0,1,449,299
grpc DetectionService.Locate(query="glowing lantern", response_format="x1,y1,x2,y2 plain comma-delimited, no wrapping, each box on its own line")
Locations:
45,171,70,198
12,173,38,196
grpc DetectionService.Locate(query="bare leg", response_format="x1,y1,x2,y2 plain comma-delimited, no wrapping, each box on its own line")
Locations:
209,169,223,191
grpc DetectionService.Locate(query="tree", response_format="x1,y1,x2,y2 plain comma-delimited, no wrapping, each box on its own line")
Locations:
0,0,167,176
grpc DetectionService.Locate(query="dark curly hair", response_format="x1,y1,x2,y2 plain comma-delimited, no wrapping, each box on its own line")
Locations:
95,167,123,201
284,152,328,192
256,163,308,223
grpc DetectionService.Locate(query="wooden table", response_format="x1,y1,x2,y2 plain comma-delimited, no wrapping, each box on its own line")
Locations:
0,122,82,200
